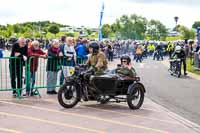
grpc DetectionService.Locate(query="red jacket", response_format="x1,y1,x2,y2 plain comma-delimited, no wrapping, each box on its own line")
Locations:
28,46,46,72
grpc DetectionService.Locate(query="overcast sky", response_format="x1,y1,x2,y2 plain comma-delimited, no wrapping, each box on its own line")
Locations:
0,0,199,29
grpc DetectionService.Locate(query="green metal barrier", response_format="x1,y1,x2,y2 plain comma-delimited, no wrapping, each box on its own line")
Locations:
0,55,84,98
25,56,84,97
0,57,28,98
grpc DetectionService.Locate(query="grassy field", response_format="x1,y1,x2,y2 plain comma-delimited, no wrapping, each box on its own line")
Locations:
186,58,200,75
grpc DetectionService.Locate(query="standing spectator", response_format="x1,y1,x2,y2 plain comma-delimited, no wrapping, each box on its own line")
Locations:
46,39,62,95
108,44,114,61
76,39,88,64
9,37,28,97
135,45,143,63
0,48,3,58
0,37,5,50
0,38,3,57
26,40,47,96
63,37,76,80
154,43,163,60
59,36,67,85
188,40,194,64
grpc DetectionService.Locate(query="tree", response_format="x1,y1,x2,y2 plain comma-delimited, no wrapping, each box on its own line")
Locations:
86,29,92,36
192,21,200,29
48,25,60,36
23,31,33,38
113,14,148,40
111,23,120,33
102,24,112,38
13,24,22,34
178,25,195,40
147,20,167,40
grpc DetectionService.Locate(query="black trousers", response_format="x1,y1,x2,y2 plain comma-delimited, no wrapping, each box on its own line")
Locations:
108,52,113,61
10,61,23,95
181,59,187,74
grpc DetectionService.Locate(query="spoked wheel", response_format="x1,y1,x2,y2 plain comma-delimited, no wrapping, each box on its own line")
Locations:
176,65,181,78
127,84,144,110
58,83,80,108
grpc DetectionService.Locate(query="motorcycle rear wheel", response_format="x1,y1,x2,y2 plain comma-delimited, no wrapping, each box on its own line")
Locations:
58,82,80,108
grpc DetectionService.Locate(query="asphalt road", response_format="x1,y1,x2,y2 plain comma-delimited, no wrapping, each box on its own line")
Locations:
133,58,200,126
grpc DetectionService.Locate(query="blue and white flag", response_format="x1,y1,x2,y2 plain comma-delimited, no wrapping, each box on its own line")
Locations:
98,2,104,41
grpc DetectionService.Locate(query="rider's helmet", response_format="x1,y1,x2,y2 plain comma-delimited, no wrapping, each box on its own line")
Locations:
89,42,99,54
175,45,182,53
120,55,131,65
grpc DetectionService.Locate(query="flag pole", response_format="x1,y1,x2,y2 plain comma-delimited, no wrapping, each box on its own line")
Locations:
98,2,104,41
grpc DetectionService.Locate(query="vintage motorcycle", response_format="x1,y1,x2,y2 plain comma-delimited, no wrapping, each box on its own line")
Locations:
58,65,146,110
168,58,182,78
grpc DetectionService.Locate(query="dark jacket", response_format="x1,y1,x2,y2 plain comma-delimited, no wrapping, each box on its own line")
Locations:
46,46,61,72
156,45,162,51
172,49,186,59
10,43,28,67
0,49,3,58
59,43,65,66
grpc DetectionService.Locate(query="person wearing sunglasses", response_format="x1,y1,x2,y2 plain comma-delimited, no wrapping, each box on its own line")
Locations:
116,55,137,78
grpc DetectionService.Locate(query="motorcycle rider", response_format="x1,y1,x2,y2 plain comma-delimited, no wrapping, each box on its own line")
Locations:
154,42,163,60
171,45,187,75
86,42,108,73
116,55,137,78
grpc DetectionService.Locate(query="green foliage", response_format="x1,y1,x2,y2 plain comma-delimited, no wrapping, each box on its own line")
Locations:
102,24,112,38
165,36,181,41
178,25,196,40
46,32,55,39
0,21,64,38
0,19,198,41
48,25,60,35
88,32,98,39
22,31,33,38
86,29,92,35
192,21,200,29
186,58,200,75
147,19,167,40
102,14,166,40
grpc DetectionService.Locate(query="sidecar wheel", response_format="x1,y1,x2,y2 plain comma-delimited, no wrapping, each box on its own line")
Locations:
58,83,80,108
127,84,144,110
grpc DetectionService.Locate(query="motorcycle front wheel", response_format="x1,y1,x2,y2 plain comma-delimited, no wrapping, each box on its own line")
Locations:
127,84,144,110
58,82,80,108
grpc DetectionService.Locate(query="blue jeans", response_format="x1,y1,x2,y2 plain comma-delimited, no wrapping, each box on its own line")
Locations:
136,54,142,63
31,72,36,89
26,72,36,93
